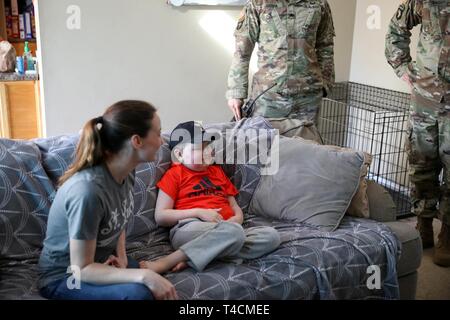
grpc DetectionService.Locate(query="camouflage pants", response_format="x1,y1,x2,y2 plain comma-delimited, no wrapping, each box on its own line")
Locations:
406,93,450,226
252,92,323,125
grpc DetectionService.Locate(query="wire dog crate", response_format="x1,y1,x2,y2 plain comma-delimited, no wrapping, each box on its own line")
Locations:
318,82,412,218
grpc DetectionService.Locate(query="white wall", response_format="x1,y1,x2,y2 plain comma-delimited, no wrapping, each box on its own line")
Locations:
349,0,419,92
37,0,356,137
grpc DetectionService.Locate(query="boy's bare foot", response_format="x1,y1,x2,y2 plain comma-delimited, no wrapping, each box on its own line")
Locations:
139,260,169,274
171,261,188,273
139,250,189,274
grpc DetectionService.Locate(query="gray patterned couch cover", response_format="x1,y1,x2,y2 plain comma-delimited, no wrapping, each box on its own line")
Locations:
0,117,401,300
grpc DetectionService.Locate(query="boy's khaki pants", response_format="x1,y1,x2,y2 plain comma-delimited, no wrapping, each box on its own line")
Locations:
169,218,280,271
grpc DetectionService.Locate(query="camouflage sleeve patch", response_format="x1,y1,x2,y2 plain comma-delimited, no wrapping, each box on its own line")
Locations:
236,8,245,30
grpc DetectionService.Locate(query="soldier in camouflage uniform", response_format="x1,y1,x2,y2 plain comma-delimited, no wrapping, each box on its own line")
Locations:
386,0,450,266
226,0,335,125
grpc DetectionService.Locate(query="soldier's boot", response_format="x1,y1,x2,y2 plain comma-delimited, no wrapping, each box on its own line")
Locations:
416,217,434,249
433,223,450,267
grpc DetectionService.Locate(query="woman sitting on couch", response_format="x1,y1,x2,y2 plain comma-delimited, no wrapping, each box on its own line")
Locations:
38,100,178,300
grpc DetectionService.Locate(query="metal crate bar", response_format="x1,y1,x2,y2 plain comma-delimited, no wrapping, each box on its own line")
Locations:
318,82,412,218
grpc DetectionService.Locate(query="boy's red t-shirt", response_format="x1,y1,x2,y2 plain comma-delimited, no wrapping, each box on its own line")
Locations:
156,164,239,220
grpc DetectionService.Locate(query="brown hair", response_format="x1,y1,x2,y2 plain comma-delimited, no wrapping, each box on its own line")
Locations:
59,100,157,186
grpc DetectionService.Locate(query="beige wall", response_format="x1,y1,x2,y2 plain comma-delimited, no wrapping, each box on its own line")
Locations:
349,0,419,92
37,0,356,137
329,0,356,82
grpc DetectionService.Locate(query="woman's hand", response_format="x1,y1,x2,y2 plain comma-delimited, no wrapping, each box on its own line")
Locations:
196,208,223,223
142,270,178,300
104,255,127,269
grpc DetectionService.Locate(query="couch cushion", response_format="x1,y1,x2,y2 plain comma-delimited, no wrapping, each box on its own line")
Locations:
33,135,78,187
384,221,422,277
249,137,365,231
0,139,54,262
0,261,42,299
366,180,397,222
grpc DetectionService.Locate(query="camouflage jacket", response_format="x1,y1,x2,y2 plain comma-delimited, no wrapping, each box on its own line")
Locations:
386,0,450,103
226,0,335,103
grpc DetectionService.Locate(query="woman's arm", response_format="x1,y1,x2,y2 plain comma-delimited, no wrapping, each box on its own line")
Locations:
226,196,244,225
155,190,223,227
69,239,177,300
105,230,127,268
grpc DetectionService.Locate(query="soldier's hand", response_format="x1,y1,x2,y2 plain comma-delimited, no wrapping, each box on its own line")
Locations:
401,74,413,90
228,99,243,121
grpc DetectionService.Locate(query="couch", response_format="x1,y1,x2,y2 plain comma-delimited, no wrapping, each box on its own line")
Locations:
0,117,422,300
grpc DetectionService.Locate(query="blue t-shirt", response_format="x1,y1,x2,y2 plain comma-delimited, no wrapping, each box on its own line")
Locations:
38,164,135,288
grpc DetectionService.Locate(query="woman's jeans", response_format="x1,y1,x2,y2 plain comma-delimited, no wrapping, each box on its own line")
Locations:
39,257,154,300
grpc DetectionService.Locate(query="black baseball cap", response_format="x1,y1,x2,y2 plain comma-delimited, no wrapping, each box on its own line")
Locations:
169,121,214,150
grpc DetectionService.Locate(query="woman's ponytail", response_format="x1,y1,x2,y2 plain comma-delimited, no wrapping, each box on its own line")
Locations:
58,117,104,186
58,100,156,187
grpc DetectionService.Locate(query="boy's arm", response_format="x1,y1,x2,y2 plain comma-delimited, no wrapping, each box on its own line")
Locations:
226,196,244,225
155,190,223,227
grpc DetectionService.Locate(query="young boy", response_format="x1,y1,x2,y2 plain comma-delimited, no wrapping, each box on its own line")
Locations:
140,121,280,274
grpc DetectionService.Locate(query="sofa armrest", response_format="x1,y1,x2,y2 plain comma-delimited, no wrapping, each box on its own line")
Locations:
366,180,397,222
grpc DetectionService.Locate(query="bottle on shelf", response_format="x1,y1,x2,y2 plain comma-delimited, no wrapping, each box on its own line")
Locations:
23,41,35,73
16,56,24,75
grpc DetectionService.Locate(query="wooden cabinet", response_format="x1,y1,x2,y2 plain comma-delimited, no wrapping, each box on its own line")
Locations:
0,1,41,140
0,80,41,139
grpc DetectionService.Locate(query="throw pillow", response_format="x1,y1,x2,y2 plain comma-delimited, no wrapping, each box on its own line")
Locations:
249,136,365,231
290,137,373,219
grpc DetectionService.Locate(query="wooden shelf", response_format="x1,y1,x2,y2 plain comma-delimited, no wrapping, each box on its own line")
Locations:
0,1,41,139
0,1,38,55
7,37,36,43
0,1,37,44
0,1,6,40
